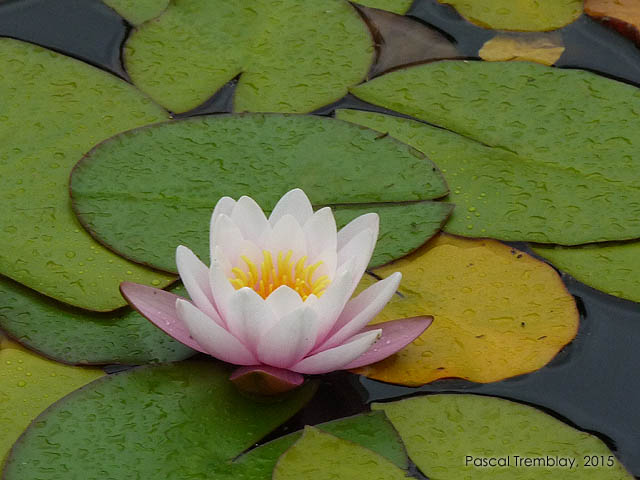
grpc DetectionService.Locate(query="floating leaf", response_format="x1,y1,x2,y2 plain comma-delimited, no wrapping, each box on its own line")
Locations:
103,0,169,25
273,427,408,480
374,394,633,479
71,114,450,273
3,361,316,479
336,109,640,244
437,0,583,31
0,347,103,464
479,32,565,65
350,61,640,243
533,242,640,303
352,234,578,385
0,277,194,365
353,0,413,15
0,38,175,311
229,411,408,479
358,5,460,76
124,0,374,113
585,0,640,47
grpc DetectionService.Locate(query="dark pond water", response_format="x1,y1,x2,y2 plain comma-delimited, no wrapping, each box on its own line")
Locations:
1,0,638,477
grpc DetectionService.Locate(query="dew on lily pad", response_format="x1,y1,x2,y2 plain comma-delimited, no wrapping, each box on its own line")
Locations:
352,233,579,385
124,0,374,113
70,114,450,273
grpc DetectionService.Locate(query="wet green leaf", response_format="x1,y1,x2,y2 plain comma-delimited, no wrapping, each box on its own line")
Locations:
336,109,640,244
125,0,374,113
227,411,408,479
354,0,413,15
349,61,640,243
0,346,103,464
533,241,640,303
0,38,175,311
3,361,316,479
437,0,582,31
0,277,194,365
273,427,408,480
71,114,450,272
374,394,633,479
103,0,168,25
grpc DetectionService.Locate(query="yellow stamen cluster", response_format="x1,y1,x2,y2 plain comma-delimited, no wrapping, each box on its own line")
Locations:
229,250,330,300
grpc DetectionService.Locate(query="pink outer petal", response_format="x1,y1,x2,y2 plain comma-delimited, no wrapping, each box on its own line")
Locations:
119,282,204,353
230,365,304,395
343,316,433,370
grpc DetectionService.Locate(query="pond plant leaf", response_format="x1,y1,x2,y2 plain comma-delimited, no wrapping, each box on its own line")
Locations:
227,411,408,479
273,427,408,480
103,0,169,25
349,61,640,243
2,361,316,479
0,38,175,311
436,0,583,31
374,394,634,479
479,32,565,65
0,346,103,464
585,0,640,47
336,109,640,245
357,5,460,76
124,0,374,113
71,114,450,273
533,242,640,304
352,233,578,386
0,277,195,365
353,0,413,15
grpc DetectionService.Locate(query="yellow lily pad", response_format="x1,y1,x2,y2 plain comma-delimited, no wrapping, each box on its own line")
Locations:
479,32,565,66
353,233,579,385
437,0,583,31
0,348,103,464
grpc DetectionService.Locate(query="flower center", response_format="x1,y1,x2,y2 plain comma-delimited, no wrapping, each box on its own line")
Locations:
228,250,330,300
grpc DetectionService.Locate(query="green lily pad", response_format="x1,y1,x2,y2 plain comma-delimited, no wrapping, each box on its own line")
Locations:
103,0,169,25
374,394,634,479
0,277,194,365
0,37,175,312
437,0,583,31
3,361,316,479
273,427,409,480
350,61,640,243
354,0,413,15
533,241,640,303
0,346,103,465
124,0,374,113
71,114,450,273
336,109,640,244
229,411,408,479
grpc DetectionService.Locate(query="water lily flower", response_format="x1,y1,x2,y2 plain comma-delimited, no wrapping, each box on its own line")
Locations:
121,189,432,394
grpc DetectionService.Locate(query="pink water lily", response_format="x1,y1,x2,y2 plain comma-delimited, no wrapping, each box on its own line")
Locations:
121,189,432,394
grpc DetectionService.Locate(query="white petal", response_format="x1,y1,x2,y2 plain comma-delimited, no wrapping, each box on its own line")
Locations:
265,285,303,318
176,299,257,365
209,197,236,260
175,246,222,325
310,260,355,347
319,272,401,351
257,307,319,368
211,214,245,251
311,246,337,280
264,214,307,258
225,287,277,351
337,228,376,292
337,213,379,250
290,329,382,374
231,196,269,242
269,188,314,226
209,260,237,323
303,207,337,259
